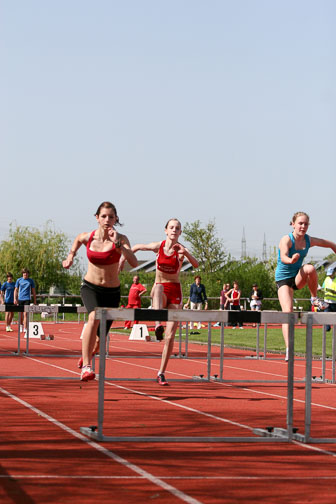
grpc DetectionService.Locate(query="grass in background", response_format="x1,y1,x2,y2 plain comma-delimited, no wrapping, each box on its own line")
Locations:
179,325,332,358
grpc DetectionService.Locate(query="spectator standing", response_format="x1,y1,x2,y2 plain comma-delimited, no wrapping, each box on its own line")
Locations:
322,265,336,332
214,283,230,327
226,281,243,329
184,275,208,330
220,283,231,310
1,272,15,332
14,268,36,333
124,275,147,329
250,283,263,311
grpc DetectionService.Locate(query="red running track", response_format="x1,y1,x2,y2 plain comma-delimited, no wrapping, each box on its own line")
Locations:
1,321,336,504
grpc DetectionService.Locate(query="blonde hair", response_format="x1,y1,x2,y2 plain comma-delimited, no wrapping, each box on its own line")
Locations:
290,212,310,225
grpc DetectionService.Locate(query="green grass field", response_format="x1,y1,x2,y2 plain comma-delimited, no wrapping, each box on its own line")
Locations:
10,312,332,359
179,325,333,358
121,324,334,359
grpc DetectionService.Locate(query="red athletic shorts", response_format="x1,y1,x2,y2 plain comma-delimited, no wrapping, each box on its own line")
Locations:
157,282,182,306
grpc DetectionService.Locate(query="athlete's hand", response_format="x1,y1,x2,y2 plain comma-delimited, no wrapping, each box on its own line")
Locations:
62,256,73,269
173,243,185,254
108,228,121,246
290,253,300,264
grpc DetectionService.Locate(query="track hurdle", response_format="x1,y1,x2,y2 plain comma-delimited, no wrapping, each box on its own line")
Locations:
80,308,297,443
292,312,336,444
0,305,26,356
0,304,87,357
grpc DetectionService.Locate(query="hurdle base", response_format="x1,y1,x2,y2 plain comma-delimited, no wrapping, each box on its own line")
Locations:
79,427,291,443
253,427,292,441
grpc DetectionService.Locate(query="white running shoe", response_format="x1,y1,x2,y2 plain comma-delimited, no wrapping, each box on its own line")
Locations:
80,366,95,382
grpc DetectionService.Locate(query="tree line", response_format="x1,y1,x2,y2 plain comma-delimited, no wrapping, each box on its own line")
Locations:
0,222,83,295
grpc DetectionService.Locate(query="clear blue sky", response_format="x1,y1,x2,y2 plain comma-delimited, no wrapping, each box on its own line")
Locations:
1,0,335,264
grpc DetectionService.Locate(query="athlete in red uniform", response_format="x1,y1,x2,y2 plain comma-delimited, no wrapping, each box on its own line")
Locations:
129,219,199,386
63,201,137,382
124,275,147,329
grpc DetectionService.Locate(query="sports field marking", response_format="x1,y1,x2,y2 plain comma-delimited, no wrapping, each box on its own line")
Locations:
4,354,336,459
109,355,292,381
1,474,336,480
22,354,336,414
21,355,256,432
0,385,203,504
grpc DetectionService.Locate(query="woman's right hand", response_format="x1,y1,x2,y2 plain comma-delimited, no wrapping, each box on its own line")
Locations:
62,256,73,269
290,253,300,264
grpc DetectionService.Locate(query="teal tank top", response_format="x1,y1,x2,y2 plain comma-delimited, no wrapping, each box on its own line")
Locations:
275,232,310,281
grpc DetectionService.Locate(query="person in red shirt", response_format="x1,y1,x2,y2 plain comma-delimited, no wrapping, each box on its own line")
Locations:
226,281,243,329
124,275,147,329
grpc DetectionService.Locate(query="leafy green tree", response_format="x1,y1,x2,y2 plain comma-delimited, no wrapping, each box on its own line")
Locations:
0,221,83,294
183,219,227,273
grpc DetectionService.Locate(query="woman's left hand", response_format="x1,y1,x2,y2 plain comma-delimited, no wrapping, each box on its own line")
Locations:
108,228,121,246
173,243,185,254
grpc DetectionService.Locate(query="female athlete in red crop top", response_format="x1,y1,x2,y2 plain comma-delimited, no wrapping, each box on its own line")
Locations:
63,201,137,382
86,230,121,265
129,218,199,386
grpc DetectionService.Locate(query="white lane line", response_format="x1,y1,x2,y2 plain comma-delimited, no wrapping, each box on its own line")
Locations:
22,356,254,432
1,474,336,480
0,386,203,504
292,440,336,458
11,354,336,458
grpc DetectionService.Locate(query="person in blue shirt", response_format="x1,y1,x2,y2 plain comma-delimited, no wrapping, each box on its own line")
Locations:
14,268,36,332
184,275,208,330
276,211,336,360
1,272,16,332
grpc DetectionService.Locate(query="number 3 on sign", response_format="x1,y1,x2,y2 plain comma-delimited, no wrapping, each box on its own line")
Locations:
26,322,45,339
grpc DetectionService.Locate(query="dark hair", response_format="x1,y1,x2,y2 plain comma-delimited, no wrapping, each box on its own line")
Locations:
6,272,13,278
22,268,29,274
95,201,121,226
165,218,182,230
194,275,201,281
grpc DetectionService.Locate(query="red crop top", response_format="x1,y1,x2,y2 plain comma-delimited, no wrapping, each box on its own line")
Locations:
156,240,180,274
86,231,121,266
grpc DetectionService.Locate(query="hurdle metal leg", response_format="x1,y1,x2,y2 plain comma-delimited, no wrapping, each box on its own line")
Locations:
322,325,326,382
263,323,267,359
207,322,211,381
332,325,336,384
97,309,108,440
295,312,336,443
219,322,224,381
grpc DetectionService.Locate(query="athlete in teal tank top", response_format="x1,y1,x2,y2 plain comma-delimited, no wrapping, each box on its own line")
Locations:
276,212,336,361
275,232,310,282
